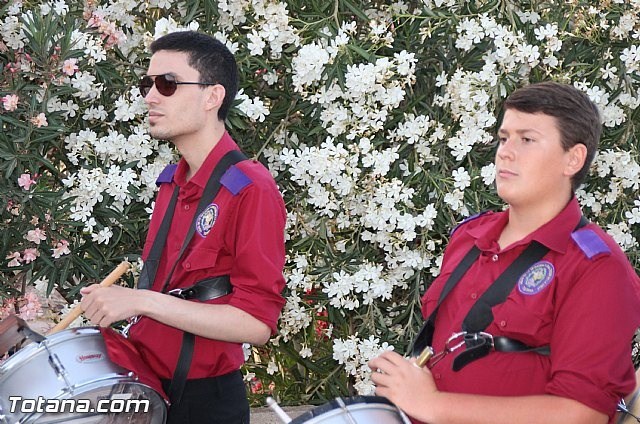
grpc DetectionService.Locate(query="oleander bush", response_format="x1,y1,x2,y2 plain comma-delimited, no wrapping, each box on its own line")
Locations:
1,0,639,407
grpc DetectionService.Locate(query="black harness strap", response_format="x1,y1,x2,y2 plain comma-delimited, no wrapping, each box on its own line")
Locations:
410,246,481,357
451,241,549,371
137,149,247,406
137,187,179,291
410,216,589,370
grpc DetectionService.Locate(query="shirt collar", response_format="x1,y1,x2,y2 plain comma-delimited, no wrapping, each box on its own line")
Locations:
468,197,583,254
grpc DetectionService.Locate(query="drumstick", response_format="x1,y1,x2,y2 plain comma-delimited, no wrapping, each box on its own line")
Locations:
48,261,131,335
266,397,292,423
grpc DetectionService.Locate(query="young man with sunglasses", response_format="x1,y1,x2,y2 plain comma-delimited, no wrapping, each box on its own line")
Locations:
80,31,286,423
369,82,640,424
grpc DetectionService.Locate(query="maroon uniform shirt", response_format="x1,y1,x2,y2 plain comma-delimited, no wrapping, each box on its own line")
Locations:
129,132,286,379
419,197,640,422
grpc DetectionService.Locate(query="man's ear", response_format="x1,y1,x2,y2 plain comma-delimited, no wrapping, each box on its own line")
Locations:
565,143,587,177
204,84,226,112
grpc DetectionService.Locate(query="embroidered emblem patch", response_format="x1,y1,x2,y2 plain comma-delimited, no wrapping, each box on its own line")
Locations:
517,261,555,295
196,204,218,237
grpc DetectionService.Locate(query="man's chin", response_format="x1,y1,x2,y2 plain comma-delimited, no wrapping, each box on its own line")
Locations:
148,129,170,141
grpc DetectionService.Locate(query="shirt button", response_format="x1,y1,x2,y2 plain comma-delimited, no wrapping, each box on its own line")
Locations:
184,204,190,210
185,263,191,269
471,293,478,299
492,254,498,262
500,320,507,327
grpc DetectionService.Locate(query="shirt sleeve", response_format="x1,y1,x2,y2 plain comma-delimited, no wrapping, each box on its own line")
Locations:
546,252,640,415
225,176,287,334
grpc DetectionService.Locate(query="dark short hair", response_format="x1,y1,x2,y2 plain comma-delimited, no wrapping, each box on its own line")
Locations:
503,81,601,191
150,31,238,121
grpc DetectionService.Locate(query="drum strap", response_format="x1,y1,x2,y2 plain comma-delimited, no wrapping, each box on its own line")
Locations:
136,149,247,406
411,216,589,370
138,149,247,292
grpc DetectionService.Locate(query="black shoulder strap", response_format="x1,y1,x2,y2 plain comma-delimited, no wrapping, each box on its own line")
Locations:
138,149,247,292
136,149,247,407
462,241,549,332
137,186,179,291
465,215,587,332
411,215,588,363
410,246,481,357
410,242,549,360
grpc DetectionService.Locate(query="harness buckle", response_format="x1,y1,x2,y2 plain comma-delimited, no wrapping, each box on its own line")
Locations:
463,331,494,349
168,287,187,299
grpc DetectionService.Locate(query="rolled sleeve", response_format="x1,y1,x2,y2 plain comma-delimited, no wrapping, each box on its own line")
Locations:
226,178,287,334
546,255,640,416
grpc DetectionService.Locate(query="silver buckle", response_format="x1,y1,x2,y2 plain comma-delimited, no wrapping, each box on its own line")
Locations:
168,288,185,298
121,315,140,337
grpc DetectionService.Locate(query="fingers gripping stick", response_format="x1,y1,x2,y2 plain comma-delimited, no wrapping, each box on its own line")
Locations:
47,261,131,335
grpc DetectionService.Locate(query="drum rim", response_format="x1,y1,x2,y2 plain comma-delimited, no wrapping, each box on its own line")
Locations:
3,379,168,422
0,327,104,375
289,395,399,423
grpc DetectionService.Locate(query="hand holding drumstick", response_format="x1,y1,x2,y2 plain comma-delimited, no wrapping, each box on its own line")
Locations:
48,261,131,334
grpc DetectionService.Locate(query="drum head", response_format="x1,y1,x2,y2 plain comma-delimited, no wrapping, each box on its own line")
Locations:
0,327,166,424
22,382,166,423
290,396,408,424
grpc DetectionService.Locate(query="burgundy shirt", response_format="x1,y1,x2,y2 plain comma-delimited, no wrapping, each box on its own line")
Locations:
129,132,286,379
420,197,640,422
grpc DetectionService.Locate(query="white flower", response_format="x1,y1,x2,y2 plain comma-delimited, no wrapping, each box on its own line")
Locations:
247,30,265,56
299,346,313,358
291,43,331,91
481,164,496,186
53,0,69,15
625,200,640,225
266,361,278,375
92,227,113,245
236,91,270,122
452,167,471,190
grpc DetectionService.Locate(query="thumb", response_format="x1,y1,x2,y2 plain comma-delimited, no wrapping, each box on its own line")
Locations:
80,284,99,295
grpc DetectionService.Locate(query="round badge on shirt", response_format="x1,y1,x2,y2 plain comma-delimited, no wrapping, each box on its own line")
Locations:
196,203,219,237
518,261,555,295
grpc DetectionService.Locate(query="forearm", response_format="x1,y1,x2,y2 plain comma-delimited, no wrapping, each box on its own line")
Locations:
369,351,609,424
81,285,271,345
138,289,271,345
417,392,608,424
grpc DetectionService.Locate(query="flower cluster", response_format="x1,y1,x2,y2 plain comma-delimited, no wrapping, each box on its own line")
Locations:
333,335,394,395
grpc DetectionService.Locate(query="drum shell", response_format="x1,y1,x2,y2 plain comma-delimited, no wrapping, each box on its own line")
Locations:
0,327,166,424
289,396,410,424
617,389,640,424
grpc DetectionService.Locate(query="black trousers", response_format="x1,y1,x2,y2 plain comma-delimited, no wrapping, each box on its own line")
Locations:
161,370,250,424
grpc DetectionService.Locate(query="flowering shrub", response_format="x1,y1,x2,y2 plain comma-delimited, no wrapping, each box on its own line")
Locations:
1,0,639,407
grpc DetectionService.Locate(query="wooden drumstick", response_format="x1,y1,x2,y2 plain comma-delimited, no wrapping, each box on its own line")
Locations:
48,261,131,335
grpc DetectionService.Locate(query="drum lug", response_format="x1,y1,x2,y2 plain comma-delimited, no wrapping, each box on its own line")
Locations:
48,352,73,393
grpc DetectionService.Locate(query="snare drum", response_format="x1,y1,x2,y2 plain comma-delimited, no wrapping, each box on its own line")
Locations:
617,387,640,423
0,327,167,423
290,396,411,423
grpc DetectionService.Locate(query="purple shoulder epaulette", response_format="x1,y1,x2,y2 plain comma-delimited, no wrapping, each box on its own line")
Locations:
220,165,252,195
450,211,490,237
571,228,611,260
155,164,177,186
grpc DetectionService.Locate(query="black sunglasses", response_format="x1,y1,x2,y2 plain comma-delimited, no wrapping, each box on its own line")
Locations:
138,74,217,97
